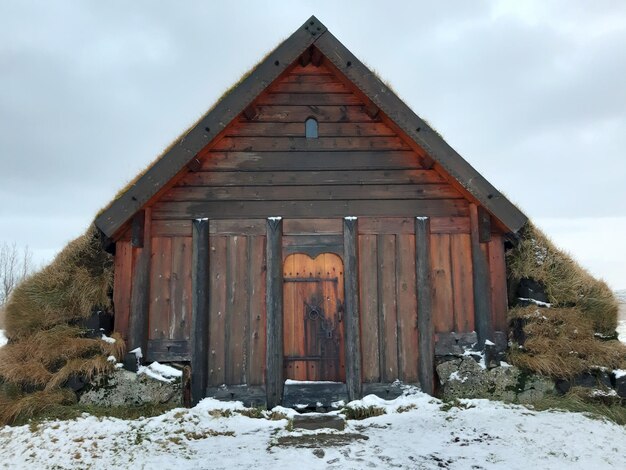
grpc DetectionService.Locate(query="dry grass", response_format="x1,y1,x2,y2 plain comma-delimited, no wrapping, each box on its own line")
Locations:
0,388,77,426
4,225,113,339
529,390,626,425
507,222,618,334
508,306,626,378
0,326,124,388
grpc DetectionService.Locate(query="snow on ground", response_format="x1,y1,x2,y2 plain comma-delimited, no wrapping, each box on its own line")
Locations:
1,392,625,469
0,330,7,348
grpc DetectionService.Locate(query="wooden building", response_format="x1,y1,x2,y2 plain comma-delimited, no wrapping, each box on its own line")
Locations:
95,16,527,407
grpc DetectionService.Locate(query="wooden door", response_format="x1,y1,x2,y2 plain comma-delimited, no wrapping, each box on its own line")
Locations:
283,253,345,382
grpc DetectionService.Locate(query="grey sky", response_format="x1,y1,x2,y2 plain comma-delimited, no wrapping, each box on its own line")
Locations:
1,1,625,288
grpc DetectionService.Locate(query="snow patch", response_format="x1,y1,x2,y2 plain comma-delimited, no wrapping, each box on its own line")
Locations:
106,355,117,363
101,334,116,344
0,329,7,348
614,369,626,379
267,216,282,221
137,362,182,383
344,216,357,221
448,371,468,383
284,379,341,385
518,297,552,307
129,347,143,359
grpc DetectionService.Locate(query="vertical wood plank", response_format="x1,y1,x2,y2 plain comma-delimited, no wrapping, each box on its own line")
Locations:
128,208,151,356
488,234,508,332
343,217,362,401
191,218,209,406
170,237,192,340
266,217,283,408
226,235,248,385
396,234,418,383
208,236,227,387
149,237,172,340
248,235,266,386
113,240,133,340
358,234,380,382
430,234,454,333
451,234,475,333
416,217,434,395
379,234,398,382
470,203,493,347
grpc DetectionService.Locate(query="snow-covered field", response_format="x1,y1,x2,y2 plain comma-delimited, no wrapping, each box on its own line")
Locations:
0,392,625,470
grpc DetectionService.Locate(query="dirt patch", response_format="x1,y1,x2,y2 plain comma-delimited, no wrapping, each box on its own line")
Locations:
274,432,368,448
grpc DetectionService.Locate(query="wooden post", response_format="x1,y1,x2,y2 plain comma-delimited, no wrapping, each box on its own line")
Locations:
128,208,151,360
415,217,434,395
470,203,493,348
343,217,362,401
265,217,283,408
191,218,210,406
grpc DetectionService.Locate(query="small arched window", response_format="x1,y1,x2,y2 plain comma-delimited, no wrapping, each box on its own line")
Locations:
305,117,318,139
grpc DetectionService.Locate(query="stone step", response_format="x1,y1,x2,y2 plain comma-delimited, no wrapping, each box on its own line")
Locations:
292,413,345,431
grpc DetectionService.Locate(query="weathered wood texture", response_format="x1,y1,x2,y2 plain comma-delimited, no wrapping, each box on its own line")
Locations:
152,63,468,226
343,217,362,400
488,234,508,332
265,218,283,408
147,236,192,342
128,209,151,356
191,219,210,406
357,222,419,384
113,240,133,340
206,227,267,388
416,217,434,395
470,203,494,347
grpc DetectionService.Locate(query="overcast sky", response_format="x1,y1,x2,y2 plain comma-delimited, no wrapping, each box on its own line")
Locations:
1,1,625,289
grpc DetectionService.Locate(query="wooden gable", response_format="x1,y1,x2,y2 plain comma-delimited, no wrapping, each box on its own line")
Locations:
95,16,527,241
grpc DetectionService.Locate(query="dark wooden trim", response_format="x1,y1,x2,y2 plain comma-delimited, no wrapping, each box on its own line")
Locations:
343,217,362,401
265,217,284,408
311,46,324,67
314,29,527,233
152,199,469,220
362,382,407,400
95,16,326,238
206,385,266,407
146,339,190,362
128,208,151,357
478,206,492,243
470,204,493,347
96,14,527,239
415,216,434,395
282,382,347,408
131,210,145,248
191,218,210,406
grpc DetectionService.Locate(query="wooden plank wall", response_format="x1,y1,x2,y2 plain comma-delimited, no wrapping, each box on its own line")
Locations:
358,216,476,384
148,236,192,342
113,240,133,340
207,226,266,387
151,62,468,222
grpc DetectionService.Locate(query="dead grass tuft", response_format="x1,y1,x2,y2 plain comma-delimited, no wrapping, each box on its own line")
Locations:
0,388,77,426
342,405,386,420
508,306,626,378
507,222,618,334
529,391,626,425
4,225,113,339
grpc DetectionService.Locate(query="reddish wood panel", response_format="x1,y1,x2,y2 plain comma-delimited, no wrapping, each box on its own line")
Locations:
225,235,248,385
170,237,192,340
395,234,418,382
149,237,172,340
359,217,469,234
430,234,454,334
378,234,398,382
208,235,227,386
450,234,475,333
488,234,508,331
113,240,133,340
358,234,380,382
248,236,266,385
